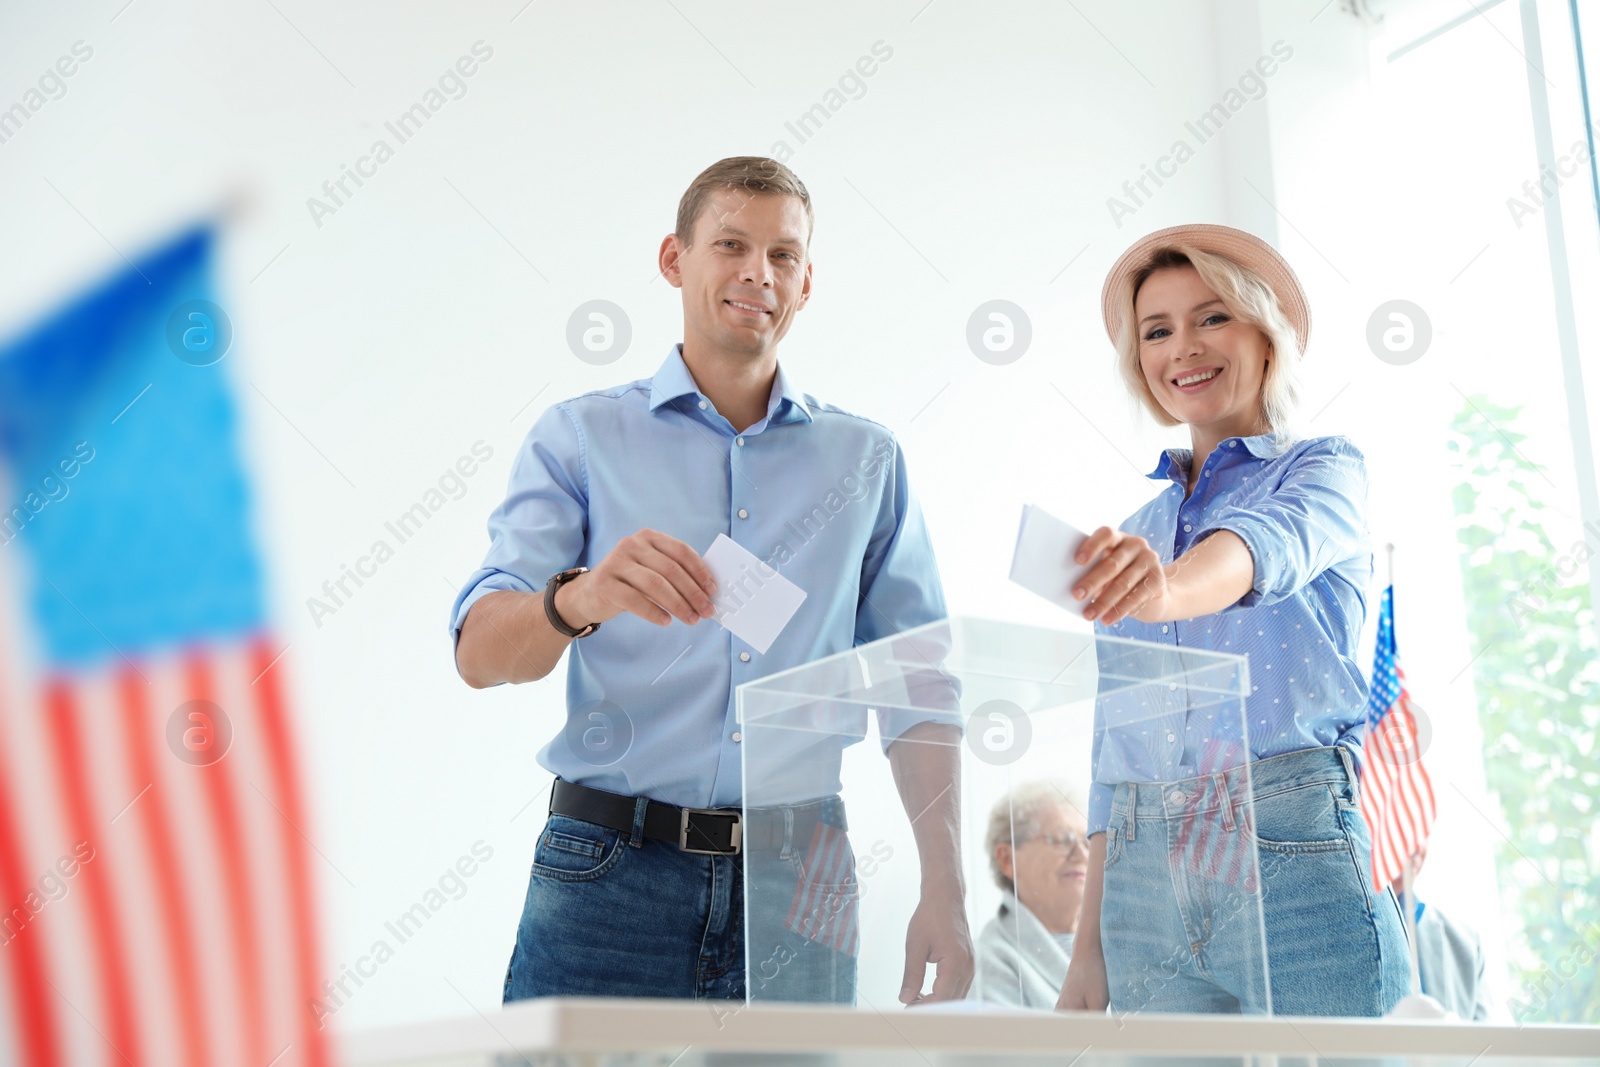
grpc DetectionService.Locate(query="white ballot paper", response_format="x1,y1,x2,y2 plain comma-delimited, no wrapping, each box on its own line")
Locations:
702,533,807,654
1008,504,1100,619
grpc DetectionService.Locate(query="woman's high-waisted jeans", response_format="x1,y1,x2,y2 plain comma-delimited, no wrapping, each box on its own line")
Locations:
1100,746,1410,1015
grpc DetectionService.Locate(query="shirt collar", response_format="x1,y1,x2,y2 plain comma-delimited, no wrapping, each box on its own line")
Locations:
770,362,812,424
998,891,1050,936
647,344,812,426
1145,432,1277,483
647,345,700,410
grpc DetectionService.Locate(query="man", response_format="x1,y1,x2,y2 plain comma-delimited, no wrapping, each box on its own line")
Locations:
450,157,972,1006
972,781,1089,1009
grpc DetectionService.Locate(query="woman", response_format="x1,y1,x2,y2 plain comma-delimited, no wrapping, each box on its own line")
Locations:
972,780,1090,1009
1055,224,1409,1016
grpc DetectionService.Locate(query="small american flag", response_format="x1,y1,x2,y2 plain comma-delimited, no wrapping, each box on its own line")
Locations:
0,227,329,1067
1359,585,1436,892
783,820,860,957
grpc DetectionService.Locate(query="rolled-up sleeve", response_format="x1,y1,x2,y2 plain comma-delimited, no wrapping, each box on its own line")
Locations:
449,403,588,647
851,435,962,751
1087,781,1114,837
1196,438,1369,610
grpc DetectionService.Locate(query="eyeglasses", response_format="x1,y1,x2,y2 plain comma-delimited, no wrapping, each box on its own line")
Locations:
1024,831,1089,854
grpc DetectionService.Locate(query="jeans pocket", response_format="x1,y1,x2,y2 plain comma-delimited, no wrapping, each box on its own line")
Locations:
787,828,860,940
790,830,859,894
1251,783,1349,853
530,815,625,881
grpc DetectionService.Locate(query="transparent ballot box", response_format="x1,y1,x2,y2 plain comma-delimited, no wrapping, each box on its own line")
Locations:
736,615,1267,1014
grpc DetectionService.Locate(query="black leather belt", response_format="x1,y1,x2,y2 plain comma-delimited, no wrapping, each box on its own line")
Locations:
548,779,842,856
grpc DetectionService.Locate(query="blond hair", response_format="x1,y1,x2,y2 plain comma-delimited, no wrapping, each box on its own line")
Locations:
674,156,814,250
1112,245,1302,450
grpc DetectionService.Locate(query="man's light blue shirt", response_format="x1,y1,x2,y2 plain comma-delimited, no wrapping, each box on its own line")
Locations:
450,345,950,810
1088,433,1373,836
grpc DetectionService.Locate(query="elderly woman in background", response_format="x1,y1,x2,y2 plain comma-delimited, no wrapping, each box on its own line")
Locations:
971,780,1090,1009
1057,224,1409,1016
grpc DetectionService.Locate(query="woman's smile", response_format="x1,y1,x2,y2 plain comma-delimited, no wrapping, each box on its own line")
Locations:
1172,365,1224,394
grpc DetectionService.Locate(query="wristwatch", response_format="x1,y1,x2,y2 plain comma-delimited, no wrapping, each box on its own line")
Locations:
544,567,600,638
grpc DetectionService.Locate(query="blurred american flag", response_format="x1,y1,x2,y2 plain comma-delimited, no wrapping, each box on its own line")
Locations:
0,227,329,1067
1361,584,1436,892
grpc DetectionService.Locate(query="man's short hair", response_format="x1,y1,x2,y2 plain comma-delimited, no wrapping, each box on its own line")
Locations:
674,156,814,249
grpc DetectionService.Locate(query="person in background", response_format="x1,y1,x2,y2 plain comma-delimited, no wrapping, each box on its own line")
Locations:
972,780,1089,1009
1393,842,1492,1020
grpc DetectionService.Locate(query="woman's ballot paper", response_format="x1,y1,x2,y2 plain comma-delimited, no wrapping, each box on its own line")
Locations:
1008,504,1098,619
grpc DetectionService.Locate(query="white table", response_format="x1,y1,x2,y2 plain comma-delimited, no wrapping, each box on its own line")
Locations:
341,998,1600,1066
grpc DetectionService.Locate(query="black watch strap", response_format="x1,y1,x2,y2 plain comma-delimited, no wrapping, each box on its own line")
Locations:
544,567,599,638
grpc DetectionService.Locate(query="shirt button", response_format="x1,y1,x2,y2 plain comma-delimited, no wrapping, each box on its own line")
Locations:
732,731,742,743
1183,523,1193,532
1161,624,1169,634
739,651,751,662
736,437,745,446
1166,732,1176,742
698,400,708,410
737,508,749,519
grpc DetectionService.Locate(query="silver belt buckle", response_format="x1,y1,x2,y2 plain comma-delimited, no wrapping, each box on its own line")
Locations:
679,808,741,855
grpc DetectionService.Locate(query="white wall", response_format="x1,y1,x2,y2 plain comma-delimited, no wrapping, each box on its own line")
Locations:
0,0,1550,1030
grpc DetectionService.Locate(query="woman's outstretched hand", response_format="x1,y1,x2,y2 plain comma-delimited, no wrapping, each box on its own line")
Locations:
1072,526,1174,624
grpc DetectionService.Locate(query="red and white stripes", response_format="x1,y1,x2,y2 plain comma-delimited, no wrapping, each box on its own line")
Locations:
1360,667,1437,893
0,635,330,1067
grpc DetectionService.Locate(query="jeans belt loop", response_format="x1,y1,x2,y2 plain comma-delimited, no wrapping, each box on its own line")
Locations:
1336,744,1359,799
779,806,795,860
628,795,649,848
1126,782,1137,842
1213,773,1235,832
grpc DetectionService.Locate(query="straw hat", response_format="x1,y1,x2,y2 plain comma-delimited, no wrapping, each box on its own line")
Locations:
1100,223,1311,357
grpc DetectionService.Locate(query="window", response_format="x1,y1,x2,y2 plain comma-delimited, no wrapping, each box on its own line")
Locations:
1368,0,1600,1023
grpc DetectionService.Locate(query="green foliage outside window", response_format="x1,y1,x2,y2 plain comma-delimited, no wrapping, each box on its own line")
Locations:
1448,395,1600,1023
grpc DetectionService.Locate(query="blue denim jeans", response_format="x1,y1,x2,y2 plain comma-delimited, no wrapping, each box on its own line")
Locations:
503,792,857,1004
1100,746,1411,1015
